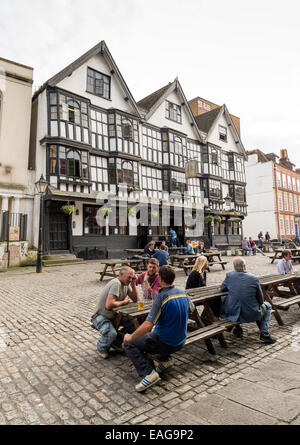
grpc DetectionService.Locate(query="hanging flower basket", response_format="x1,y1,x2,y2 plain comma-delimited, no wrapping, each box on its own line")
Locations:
101,207,112,218
151,210,158,218
127,206,136,216
61,204,75,215
214,216,222,223
233,218,242,223
204,215,214,223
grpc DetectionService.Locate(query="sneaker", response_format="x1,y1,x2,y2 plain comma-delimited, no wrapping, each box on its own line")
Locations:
98,351,109,359
156,359,173,374
135,370,161,392
110,343,124,353
233,326,243,338
260,333,277,344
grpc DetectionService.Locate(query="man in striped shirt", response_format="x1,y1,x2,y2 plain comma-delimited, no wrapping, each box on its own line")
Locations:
124,265,194,392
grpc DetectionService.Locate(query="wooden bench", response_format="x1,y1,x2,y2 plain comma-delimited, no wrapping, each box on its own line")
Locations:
183,261,227,276
272,295,300,310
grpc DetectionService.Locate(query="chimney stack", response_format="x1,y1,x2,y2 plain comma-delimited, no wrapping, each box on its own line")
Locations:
280,149,288,160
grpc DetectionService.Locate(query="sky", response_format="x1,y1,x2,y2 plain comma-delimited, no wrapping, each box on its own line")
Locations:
1,0,300,165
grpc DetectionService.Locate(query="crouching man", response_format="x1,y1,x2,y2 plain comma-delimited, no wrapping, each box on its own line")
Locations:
124,265,195,392
91,267,138,359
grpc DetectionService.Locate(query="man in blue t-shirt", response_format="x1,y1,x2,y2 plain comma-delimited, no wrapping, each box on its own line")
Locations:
153,244,169,266
169,228,177,247
124,266,194,392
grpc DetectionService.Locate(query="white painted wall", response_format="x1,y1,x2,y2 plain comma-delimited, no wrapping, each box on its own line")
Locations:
0,59,33,187
147,90,199,140
208,111,240,154
72,202,83,236
243,157,277,238
57,54,135,115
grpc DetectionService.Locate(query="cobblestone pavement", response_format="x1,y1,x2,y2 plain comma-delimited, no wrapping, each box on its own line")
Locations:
0,254,300,425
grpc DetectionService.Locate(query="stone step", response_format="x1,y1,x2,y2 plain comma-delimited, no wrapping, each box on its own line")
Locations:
42,258,84,267
43,254,77,261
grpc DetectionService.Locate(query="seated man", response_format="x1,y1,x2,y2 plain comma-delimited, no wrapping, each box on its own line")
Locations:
91,267,138,359
220,258,276,344
241,237,252,256
124,266,195,392
143,241,156,257
249,237,257,255
185,239,195,255
153,244,169,267
136,258,160,300
160,240,168,251
277,249,293,274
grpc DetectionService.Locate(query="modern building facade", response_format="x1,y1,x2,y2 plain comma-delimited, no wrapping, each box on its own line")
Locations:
0,57,33,254
29,41,247,258
244,149,300,240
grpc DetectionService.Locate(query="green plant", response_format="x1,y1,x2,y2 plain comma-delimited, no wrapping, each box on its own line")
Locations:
204,215,214,223
127,206,136,216
61,204,75,215
101,207,112,217
214,216,222,223
233,218,242,223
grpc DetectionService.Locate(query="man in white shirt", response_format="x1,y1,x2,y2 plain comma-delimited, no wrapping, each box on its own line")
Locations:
277,250,293,275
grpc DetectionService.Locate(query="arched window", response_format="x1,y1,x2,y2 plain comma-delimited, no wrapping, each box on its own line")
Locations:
67,150,81,177
67,100,80,124
122,119,133,141
174,136,182,154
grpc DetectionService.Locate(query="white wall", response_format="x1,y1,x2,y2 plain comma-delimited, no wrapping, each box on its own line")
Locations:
243,158,277,238
57,54,135,115
72,202,83,236
208,111,240,154
147,90,199,140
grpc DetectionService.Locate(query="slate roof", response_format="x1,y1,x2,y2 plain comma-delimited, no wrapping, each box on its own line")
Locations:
137,83,172,112
194,107,221,133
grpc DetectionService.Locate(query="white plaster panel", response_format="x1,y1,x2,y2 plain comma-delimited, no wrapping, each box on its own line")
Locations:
208,112,240,154
147,90,200,140
72,202,83,236
57,54,135,114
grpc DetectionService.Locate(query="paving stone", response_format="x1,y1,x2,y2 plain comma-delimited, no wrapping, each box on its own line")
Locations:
217,379,300,422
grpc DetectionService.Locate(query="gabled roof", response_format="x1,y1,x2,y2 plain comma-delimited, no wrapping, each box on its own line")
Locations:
137,83,172,112
194,107,221,133
137,78,204,142
195,104,247,159
32,40,141,117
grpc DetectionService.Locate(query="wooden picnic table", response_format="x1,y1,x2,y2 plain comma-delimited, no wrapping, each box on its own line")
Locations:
258,272,300,325
113,285,237,355
96,258,145,282
169,254,199,268
270,248,300,264
124,249,144,255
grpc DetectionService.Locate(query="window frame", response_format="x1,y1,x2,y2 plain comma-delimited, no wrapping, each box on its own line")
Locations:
86,67,111,100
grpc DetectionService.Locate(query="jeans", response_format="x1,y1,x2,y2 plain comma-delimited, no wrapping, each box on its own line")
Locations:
92,314,135,353
170,237,177,247
243,248,252,256
124,332,182,378
259,302,272,334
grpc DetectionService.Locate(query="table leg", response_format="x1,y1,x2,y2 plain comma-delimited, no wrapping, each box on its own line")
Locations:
111,265,117,278
262,286,284,326
271,252,278,264
190,306,216,355
100,264,108,281
203,303,227,349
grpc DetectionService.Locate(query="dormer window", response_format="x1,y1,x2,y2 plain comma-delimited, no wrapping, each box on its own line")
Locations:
166,101,182,123
87,68,110,99
219,125,227,142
